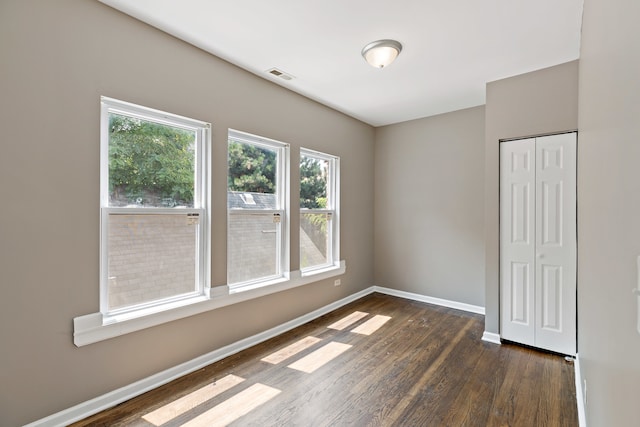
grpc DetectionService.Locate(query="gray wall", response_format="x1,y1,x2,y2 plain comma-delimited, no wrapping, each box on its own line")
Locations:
484,61,579,333
578,0,640,424
374,106,486,306
0,1,374,425
5,0,639,425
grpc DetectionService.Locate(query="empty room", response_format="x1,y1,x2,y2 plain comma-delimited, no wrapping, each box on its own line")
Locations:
1,0,638,426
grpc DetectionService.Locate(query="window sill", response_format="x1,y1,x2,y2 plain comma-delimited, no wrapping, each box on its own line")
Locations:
301,263,343,278
73,260,345,346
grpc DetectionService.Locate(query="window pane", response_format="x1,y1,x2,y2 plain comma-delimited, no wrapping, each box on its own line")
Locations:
300,212,331,269
107,214,198,310
228,140,277,204
108,113,196,208
228,213,280,284
228,191,277,210
300,155,328,209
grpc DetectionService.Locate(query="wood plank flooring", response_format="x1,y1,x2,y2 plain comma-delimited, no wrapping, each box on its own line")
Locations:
72,293,578,426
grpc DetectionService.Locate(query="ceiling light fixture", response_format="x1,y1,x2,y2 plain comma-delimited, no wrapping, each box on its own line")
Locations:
361,39,402,69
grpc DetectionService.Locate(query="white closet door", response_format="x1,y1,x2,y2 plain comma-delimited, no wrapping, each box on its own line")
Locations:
534,133,576,355
500,138,536,346
500,133,576,355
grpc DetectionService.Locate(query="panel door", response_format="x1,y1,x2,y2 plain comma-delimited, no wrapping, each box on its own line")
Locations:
534,133,576,355
500,138,536,346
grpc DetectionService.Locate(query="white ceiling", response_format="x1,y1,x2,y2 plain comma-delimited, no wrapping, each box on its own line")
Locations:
99,0,584,127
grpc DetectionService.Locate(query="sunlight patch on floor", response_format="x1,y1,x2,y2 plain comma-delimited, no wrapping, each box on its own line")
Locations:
141,311,390,426
180,383,281,427
351,315,392,335
327,311,369,330
142,374,245,426
261,336,322,364
288,341,352,373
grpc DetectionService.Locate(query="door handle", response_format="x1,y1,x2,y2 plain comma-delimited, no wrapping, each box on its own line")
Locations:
536,253,544,259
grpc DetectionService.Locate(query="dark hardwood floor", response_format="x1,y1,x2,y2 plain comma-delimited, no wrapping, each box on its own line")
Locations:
72,293,578,426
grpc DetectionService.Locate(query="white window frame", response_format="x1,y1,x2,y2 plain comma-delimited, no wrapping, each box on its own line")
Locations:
73,104,346,347
300,148,340,275
99,97,211,322
227,129,290,292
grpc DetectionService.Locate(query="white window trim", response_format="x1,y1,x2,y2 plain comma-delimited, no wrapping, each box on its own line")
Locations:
300,148,340,275
98,97,212,319
72,111,346,347
227,129,291,292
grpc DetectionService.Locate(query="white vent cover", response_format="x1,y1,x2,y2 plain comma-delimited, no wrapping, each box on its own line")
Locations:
267,68,294,81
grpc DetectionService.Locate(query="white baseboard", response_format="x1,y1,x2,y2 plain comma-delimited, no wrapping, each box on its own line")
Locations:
481,331,502,345
574,353,587,427
24,287,373,427
372,286,485,315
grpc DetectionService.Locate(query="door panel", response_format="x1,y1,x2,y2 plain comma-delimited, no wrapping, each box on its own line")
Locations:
500,138,536,346
541,144,564,171
541,264,562,331
510,262,530,324
541,181,563,246
534,133,576,355
510,182,531,244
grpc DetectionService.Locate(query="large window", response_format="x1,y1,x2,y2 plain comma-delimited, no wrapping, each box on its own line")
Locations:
227,130,289,290
100,97,210,318
76,104,346,346
300,149,339,273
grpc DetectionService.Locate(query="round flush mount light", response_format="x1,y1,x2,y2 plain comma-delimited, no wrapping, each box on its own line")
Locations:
361,39,403,68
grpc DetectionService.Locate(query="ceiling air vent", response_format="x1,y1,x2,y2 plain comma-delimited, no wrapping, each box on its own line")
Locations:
267,68,294,81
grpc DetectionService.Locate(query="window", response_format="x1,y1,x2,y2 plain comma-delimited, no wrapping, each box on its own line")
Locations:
100,97,210,318
76,104,346,346
227,130,289,290
300,149,339,273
